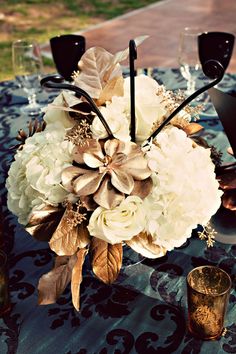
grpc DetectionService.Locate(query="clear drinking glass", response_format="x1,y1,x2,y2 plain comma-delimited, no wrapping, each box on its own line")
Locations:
12,39,43,116
178,28,202,95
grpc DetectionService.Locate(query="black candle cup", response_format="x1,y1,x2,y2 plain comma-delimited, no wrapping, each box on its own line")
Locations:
50,34,86,81
198,32,235,77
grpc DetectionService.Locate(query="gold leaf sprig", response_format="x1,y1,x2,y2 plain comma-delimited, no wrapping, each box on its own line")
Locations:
64,200,87,230
65,119,92,146
49,205,89,256
198,223,217,247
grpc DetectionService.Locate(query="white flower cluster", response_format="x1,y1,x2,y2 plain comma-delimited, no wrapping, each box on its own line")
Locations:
6,122,74,225
143,126,223,250
6,74,222,253
87,126,222,250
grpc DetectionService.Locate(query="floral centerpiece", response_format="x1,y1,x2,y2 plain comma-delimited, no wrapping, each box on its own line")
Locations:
6,37,222,310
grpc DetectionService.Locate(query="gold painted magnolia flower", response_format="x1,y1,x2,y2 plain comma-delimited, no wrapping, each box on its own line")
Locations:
61,138,152,209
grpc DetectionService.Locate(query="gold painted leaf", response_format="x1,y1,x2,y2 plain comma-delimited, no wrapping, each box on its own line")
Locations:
126,232,166,259
54,255,70,268
75,47,121,99
90,238,122,284
26,206,64,242
111,35,149,68
74,36,148,100
183,122,204,136
38,254,77,305
71,248,88,311
77,222,91,248
97,76,124,106
49,212,90,256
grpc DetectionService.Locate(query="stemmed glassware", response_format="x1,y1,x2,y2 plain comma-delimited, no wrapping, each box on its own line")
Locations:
178,27,202,95
12,39,43,116
50,34,86,81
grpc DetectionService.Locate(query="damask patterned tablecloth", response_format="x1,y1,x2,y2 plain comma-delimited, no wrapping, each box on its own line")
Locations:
0,68,236,354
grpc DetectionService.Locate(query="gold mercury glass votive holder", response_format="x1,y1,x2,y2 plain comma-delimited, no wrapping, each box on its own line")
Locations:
187,265,232,340
0,250,10,316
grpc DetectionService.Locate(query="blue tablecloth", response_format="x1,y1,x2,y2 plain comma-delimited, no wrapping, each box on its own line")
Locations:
0,68,236,354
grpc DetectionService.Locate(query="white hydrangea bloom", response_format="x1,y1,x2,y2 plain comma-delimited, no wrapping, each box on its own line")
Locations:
144,126,222,251
6,122,74,225
43,91,76,129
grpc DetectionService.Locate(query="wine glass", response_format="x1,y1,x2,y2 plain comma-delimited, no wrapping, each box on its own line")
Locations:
50,34,86,81
178,27,202,95
198,31,235,78
198,31,235,115
12,39,43,116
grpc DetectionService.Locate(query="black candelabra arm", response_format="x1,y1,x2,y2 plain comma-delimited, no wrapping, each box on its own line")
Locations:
145,60,225,144
129,39,137,142
40,75,114,138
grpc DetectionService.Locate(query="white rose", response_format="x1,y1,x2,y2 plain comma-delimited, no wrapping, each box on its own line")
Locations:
88,196,146,244
144,126,222,251
91,96,130,141
124,75,167,142
6,122,74,225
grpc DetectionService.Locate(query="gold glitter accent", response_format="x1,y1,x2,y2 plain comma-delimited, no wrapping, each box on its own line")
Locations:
191,304,221,334
198,222,217,247
66,119,92,146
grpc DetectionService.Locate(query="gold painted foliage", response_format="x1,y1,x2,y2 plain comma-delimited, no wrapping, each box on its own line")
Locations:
73,35,148,103
38,253,77,305
90,237,123,284
26,205,64,242
49,213,90,256
126,232,166,259
71,248,88,311
38,248,87,311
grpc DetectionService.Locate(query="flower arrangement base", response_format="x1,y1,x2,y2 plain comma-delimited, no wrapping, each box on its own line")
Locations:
6,37,223,311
